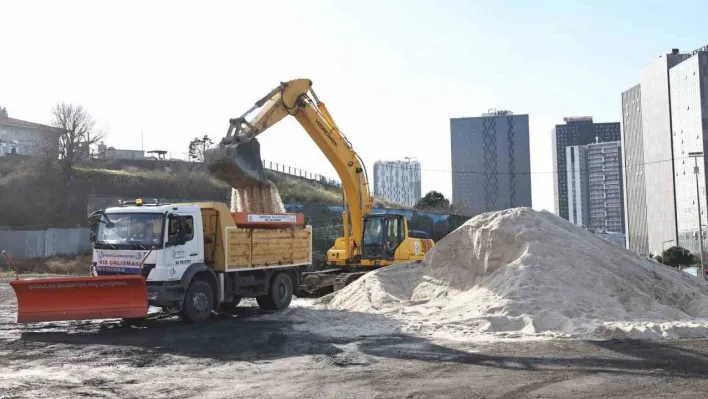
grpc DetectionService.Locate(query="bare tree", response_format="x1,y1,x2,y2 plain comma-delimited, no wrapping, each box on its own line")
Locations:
50,102,105,174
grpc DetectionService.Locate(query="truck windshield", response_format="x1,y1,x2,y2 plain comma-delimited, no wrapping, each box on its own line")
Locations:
97,213,165,248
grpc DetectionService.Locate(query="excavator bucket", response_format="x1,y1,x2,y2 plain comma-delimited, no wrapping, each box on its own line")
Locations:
9,275,148,323
203,137,271,187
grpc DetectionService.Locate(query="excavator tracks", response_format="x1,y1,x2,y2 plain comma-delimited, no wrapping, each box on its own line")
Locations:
332,272,368,292
295,270,370,298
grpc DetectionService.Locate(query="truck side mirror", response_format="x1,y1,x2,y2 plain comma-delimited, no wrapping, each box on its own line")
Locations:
87,213,100,243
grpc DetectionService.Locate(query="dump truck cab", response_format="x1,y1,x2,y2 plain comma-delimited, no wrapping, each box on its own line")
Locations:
89,200,204,283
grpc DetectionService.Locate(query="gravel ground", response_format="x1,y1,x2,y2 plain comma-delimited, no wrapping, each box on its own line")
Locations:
2,278,708,398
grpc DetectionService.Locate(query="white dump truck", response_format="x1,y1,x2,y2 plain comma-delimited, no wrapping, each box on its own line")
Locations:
10,199,312,324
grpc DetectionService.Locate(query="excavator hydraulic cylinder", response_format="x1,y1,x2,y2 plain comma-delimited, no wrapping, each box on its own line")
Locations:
9,275,148,323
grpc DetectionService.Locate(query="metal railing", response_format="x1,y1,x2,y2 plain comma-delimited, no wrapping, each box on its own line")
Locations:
261,159,342,188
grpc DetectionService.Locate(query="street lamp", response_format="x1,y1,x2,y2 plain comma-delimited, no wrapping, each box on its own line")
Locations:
689,151,706,280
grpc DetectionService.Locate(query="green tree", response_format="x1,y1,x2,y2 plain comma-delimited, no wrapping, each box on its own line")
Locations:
416,191,450,211
661,246,697,268
188,135,214,162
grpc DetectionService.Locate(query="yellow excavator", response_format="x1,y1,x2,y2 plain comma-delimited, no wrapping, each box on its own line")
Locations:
204,79,434,296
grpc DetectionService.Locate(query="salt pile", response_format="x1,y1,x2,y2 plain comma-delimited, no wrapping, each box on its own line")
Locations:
320,208,708,340
230,183,285,213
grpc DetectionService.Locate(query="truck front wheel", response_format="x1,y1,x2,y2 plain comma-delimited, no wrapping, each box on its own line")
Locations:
182,279,214,324
256,272,293,311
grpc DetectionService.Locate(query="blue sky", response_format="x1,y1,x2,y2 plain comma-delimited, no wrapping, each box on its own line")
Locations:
0,0,706,212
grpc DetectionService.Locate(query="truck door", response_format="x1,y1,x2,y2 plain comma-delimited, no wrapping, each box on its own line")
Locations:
166,213,203,277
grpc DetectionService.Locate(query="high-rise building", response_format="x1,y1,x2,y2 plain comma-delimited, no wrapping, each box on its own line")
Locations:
638,49,691,254
450,110,532,217
586,141,624,233
621,84,649,255
620,47,700,256
373,159,422,207
566,145,589,227
564,141,624,234
552,117,621,222
669,49,708,254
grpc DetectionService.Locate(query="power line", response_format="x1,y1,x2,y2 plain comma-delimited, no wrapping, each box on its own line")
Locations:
369,154,695,176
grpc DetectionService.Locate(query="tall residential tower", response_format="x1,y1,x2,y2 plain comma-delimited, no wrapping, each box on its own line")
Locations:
669,49,708,254
373,159,422,207
450,109,532,217
620,48,697,256
565,141,624,234
552,117,621,222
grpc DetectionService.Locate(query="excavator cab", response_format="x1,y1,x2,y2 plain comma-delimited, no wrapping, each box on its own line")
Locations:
361,214,406,261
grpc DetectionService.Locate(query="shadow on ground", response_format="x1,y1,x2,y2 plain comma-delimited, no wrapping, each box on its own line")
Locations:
5,305,708,379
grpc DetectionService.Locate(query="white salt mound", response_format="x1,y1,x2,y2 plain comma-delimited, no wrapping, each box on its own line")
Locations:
320,207,708,340
230,183,285,214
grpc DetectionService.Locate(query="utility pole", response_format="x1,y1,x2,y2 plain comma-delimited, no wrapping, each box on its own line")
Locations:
689,151,706,280
141,130,144,152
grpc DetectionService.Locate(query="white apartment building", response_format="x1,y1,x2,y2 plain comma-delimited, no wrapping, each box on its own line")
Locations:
565,140,624,233
0,107,63,158
373,159,422,207
587,141,624,233
566,145,589,227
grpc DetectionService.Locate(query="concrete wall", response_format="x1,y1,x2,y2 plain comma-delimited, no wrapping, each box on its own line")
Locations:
0,228,91,258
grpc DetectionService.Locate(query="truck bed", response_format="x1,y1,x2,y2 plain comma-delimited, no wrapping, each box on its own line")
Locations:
220,226,312,272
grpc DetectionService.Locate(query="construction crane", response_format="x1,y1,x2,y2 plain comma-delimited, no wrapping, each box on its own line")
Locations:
204,78,434,296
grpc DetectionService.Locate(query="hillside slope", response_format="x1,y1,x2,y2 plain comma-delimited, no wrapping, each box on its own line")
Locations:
0,161,401,227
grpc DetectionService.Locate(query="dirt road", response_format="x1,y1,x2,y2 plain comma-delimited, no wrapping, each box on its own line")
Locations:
2,279,708,398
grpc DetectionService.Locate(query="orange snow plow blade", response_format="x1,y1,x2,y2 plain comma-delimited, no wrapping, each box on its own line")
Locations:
9,275,148,323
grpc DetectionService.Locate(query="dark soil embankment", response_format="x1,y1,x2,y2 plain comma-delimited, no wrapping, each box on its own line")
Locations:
0,159,398,228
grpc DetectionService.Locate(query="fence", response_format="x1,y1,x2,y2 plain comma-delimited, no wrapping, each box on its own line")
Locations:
262,159,342,188
0,228,91,259
81,155,343,189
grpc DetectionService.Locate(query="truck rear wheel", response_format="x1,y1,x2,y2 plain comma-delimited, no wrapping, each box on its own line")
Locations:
182,279,214,324
256,272,293,311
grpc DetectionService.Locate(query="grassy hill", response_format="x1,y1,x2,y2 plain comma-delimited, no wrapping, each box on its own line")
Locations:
0,159,403,228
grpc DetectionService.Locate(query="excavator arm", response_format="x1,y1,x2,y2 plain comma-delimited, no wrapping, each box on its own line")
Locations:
204,79,373,254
